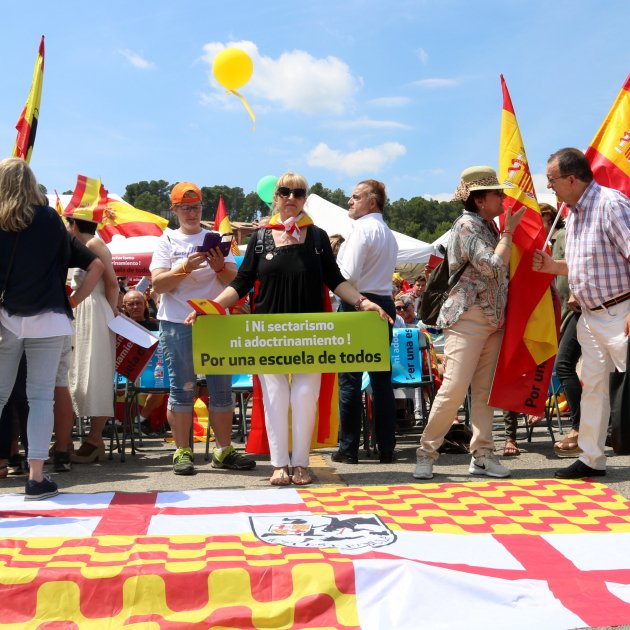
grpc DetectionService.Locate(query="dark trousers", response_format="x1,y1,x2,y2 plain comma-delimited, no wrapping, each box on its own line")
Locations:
338,293,397,455
0,353,28,459
555,312,582,431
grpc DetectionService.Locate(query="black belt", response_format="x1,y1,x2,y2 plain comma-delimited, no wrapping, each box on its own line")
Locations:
590,291,630,311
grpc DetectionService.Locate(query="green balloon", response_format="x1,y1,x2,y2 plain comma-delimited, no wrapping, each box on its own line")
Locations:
256,175,277,205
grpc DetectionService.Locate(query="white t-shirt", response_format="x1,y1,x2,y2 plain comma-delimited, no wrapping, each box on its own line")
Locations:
150,228,235,323
337,213,398,296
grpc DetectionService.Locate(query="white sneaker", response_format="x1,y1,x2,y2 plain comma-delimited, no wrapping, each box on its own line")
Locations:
413,454,434,479
469,453,511,478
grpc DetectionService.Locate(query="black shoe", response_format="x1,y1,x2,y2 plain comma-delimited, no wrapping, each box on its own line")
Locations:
53,451,72,473
25,475,59,501
554,459,606,479
331,450,358,464
140,420,161,438
379,451,396,464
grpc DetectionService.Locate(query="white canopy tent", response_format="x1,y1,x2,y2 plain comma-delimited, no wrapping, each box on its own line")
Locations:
304,194,435,265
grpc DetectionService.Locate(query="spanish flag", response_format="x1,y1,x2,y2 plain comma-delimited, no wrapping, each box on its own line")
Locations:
12,36,45,164
585,73,630,197
213,195,241,255
489,76,557,416
64,174,168,242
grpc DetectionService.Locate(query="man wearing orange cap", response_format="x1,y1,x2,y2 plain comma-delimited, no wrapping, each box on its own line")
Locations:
151,182,255,475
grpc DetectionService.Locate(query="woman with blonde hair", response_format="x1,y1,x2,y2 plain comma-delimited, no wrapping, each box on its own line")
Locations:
187,172,390,486
0,158,78,499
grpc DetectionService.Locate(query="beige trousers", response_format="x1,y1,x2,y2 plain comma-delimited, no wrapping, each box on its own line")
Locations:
417,306,503,460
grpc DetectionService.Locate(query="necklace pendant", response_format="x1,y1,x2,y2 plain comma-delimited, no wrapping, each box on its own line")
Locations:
265,252,274,260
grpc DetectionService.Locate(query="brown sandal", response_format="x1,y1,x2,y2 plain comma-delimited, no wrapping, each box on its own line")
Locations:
270,467,290,486
70,442,106,464
503,439,520,457
554,434,582,458
291,466,312,486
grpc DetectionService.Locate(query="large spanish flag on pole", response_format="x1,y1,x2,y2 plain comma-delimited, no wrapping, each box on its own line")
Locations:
213,195,241,255
12,36,45,164
585,73,630,197
63,174,168,242
489,76,557,416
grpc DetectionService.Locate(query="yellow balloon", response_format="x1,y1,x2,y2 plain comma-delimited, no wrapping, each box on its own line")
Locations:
212,48,253,91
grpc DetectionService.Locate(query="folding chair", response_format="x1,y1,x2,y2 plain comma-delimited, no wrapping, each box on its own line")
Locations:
116,344,170,462
390,328,436,428
526,369,564,443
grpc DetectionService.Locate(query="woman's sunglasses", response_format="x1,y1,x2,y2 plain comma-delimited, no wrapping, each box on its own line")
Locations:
277,187,307,199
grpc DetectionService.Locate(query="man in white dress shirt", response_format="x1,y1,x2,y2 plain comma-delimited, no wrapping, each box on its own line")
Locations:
333,180,399,464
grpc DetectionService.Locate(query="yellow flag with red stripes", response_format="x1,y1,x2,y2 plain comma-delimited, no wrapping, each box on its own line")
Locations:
489,75,557,416
585,73,630,197
12,36,45,164
63,174,168,242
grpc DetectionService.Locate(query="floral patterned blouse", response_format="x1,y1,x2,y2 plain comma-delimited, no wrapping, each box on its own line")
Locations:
437,211,509,330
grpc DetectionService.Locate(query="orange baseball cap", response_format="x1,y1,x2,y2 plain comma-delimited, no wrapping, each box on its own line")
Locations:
170,182,202,205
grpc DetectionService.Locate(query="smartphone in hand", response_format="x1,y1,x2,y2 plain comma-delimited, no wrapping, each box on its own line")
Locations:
197,232,233,256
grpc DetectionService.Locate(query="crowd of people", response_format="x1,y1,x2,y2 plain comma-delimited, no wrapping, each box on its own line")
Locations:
0,147,628,499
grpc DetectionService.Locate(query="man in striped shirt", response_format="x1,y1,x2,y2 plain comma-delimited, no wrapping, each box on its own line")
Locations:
533,148,630,479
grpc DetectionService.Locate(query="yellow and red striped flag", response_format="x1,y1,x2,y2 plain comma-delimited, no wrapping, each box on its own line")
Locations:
489,75,557,416
585,73,630,197
64,174,168,242
12,35,45,164
213,195,240,255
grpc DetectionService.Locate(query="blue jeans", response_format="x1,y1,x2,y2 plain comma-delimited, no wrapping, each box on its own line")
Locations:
159,320,233,413
0,323,65,461
338,294,397,455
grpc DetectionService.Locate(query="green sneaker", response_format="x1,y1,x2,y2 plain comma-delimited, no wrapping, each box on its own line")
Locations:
173,447,195,475
211,445,256,470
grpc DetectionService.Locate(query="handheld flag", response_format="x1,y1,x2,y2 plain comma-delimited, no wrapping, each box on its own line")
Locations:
187,299,227,316
585,73,630,197
12,36,45,163
489,76,557,416
64,174,168,241
213,195,241,255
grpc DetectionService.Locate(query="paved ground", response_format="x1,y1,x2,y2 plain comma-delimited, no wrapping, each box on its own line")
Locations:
2,419,629,499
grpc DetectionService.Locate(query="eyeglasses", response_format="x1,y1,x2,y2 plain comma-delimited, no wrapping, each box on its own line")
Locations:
174,204,202,214
395,304,411,311
276,187,307,199
547,174,571,184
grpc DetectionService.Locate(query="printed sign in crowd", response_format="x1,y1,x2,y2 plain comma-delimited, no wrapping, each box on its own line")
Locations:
192,312,390,375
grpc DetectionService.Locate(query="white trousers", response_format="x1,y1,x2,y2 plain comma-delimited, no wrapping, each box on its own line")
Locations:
258,372,322,468
577,300,630,470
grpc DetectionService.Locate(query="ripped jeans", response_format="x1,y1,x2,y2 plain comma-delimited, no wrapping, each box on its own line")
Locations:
159,320,232,413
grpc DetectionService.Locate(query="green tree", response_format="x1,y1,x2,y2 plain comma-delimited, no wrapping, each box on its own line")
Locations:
200,186,246,223
124,180,171,220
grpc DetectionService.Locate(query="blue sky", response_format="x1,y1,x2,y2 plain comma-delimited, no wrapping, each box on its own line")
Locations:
1,0,628,207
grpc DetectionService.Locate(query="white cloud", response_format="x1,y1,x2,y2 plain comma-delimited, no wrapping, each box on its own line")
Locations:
368,96,411,108
307,142,406,176
200,40,359,115
412,78,458,89
325,117,410,130
422,193,453,202
118,49,154,70
416,48,429,65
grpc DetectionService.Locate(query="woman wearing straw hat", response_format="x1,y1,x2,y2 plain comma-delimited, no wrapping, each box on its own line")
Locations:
413,166,525,480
